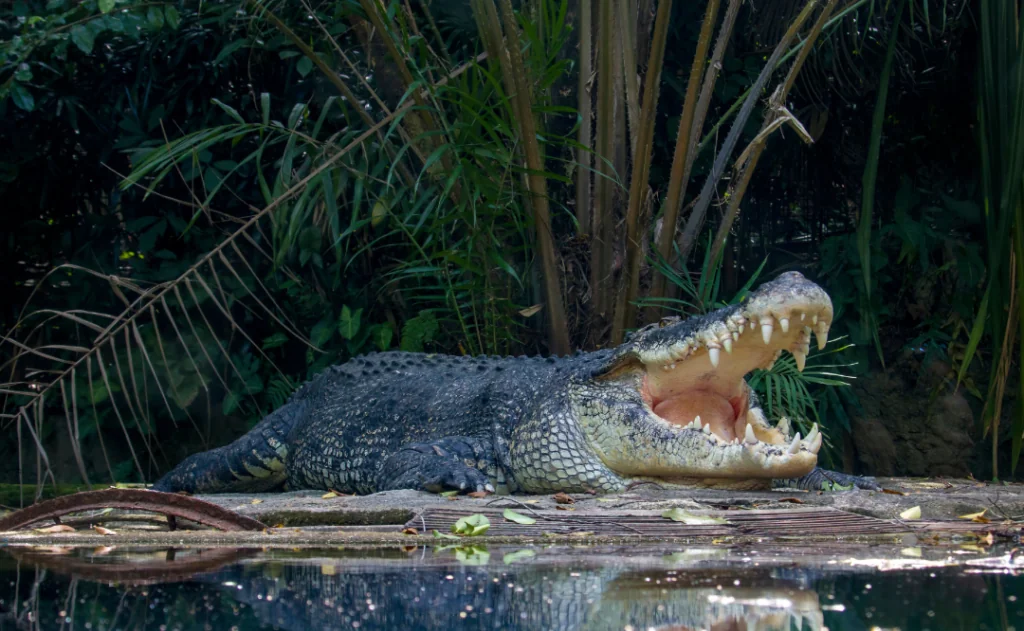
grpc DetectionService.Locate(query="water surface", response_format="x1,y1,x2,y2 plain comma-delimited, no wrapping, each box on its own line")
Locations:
0,543,1021,630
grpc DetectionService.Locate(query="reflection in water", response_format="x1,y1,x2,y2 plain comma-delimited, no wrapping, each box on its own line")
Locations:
0,544,1020,630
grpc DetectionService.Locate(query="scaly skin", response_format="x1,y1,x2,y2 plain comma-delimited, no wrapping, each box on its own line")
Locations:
153,272,877,495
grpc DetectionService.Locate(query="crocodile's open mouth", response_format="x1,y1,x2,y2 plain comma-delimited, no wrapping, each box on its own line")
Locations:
599,272,834,479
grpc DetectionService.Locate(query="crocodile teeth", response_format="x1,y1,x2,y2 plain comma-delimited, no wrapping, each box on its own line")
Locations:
812,314,819,325
749,320,756,331
807,432,823,454
722,338,733,354
793,349,807,372
787,432,802,454
708,347,721,368
815,321,829,350
806,423,819,444
744,424,758,445
702,421,711,434
800,312,806,322
732,331,740,341
760,317,774,344
779,317,790,333
777,417,791,437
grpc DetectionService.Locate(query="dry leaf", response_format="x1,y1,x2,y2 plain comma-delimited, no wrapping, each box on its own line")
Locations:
555,505,575,511
958,509,990,523
777,497,805,504
518,304,543,318
553,492,575,504
33,524,76,534
321,491,338,499
402,527,419,535
92,526,116,535
661,508,728,525
899,506,922,520
251,499,263,505
467,491,490,498
882,488,907,496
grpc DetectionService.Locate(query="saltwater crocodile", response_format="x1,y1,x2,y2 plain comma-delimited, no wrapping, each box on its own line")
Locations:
154,272,874,495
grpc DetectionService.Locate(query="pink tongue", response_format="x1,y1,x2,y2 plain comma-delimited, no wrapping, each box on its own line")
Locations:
653,391,737,440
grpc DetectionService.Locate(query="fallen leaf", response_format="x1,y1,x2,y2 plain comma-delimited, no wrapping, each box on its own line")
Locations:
555,505,575,511
569,531,594,537
882,488,907,496
777,497,805,504
33,524,76,534
402,527,418,535
899,506,922,520
523,499,540,504
503,509,536,525
503,549,536,564
661,508,728,525
901,547,922,557
92,526,116,535
467,491,490,498
597,498,618,503
440,490,459,498
321,491,338,499
251,499,263,505
553,493,575,504
92,546,116,555
958,509,990,523
451,514,491,536
321,564,336,575
518,304,543,317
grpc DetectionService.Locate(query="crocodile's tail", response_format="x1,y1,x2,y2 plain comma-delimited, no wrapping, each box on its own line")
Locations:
151,401,306,494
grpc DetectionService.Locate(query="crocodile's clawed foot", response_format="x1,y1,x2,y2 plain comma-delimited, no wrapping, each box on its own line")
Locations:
424,466,495,495
774,467,880,492
377,437,497,495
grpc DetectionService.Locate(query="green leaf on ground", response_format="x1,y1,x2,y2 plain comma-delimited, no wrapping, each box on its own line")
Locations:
503,509,536,525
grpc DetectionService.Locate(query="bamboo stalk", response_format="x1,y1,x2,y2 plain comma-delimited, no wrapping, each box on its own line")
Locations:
706,0,836,271
497,0,571,354
575,0,593,234
646,0,721,318
591,0,618,328
617,0,641,158
677,0,818,264
611,0,674,344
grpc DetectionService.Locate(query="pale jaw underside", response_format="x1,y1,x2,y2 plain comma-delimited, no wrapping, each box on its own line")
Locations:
634,293,833,481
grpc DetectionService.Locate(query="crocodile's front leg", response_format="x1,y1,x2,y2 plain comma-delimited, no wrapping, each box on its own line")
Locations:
774,467,880,491
376,436,497,494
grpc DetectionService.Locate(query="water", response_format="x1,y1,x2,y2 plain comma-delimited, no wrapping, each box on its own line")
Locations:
0,543,1021,630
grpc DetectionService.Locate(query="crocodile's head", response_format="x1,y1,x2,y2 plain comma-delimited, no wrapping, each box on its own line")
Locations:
579,272,833,486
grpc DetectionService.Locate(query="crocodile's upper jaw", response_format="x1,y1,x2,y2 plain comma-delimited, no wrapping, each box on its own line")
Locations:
590,272,833,481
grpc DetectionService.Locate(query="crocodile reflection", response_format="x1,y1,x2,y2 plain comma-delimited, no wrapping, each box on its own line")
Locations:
202,549,824,631
2,546,824,631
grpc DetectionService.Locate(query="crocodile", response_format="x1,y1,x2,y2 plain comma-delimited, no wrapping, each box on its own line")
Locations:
153,271,875,495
